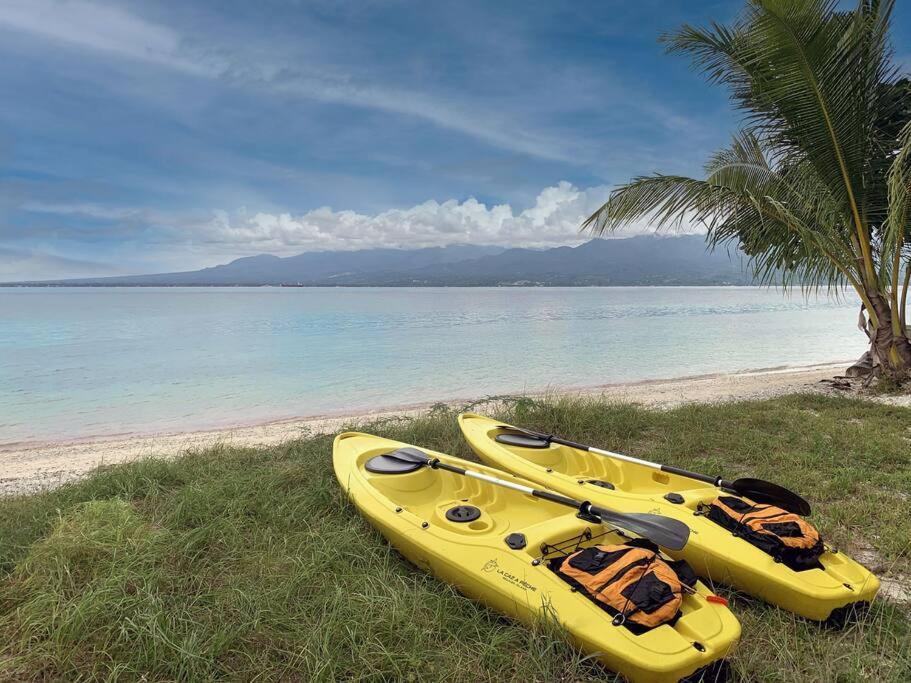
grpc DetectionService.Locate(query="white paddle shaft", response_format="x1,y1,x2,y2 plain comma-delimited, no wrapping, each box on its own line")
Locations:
589,445,661,470
464,469,535,495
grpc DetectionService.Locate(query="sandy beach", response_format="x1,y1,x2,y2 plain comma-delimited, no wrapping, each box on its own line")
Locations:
1,360,876,496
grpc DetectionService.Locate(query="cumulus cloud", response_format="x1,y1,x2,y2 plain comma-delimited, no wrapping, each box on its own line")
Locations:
13,183,707,275
192,182,704,254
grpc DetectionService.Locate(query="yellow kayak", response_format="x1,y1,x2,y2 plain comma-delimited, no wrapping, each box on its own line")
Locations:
458,413,880,624
334,431,740,683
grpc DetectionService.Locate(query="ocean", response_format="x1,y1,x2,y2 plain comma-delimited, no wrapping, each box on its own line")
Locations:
0,286,863,443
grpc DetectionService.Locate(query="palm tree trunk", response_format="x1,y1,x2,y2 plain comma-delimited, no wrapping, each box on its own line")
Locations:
864,289,911,378
901,264,910,331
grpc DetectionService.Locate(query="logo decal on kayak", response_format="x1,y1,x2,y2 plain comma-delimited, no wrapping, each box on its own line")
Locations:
482,559,537,592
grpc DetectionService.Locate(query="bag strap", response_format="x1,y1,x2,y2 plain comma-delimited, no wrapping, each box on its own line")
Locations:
613,551,658,626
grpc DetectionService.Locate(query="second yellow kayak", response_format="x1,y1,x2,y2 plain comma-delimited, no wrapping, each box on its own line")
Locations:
458,413,879,624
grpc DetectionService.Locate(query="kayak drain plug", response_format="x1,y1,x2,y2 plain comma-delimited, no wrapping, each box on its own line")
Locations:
587,480,615,490
505,533,527,550
445,505,481,523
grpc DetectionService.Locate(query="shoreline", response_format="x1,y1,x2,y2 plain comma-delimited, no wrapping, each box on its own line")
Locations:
0,360,860,496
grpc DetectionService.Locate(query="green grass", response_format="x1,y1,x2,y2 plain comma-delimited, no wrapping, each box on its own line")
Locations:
1,393,909,682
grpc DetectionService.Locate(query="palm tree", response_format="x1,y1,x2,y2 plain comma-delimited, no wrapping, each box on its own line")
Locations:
585,0,911,379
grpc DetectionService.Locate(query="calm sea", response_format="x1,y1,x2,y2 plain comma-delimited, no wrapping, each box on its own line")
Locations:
0,287,863,443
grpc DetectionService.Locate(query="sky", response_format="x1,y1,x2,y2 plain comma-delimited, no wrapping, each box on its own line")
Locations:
1,0,909,280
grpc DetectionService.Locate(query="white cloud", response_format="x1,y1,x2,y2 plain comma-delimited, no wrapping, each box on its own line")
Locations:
0,0,210,75
0,0,578,162
11,183,708,276
191,182,704,254
21,201,151,221
0,247,121,281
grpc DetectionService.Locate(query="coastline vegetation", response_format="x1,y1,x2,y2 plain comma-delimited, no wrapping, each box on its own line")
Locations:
1,394,909,681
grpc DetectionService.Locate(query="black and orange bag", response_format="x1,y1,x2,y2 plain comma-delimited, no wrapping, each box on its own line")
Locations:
705,495,824,571
553,539,696,629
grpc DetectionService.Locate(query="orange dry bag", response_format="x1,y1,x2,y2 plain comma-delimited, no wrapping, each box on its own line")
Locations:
555,540,694,629
706,495,824,571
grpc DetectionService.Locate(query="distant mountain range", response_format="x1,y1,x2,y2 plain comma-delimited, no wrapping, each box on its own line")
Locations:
7,235,756,287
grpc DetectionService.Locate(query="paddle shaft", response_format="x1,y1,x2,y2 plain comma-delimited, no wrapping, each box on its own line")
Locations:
543,434,728,488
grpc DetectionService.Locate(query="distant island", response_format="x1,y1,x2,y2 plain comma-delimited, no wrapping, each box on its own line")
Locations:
4,235,757,287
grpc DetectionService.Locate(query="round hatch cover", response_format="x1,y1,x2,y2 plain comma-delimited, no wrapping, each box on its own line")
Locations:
365,453,423,474
495,432,550,449
445,505,482,523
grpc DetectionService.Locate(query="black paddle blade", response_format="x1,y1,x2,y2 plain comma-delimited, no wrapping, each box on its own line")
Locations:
589,505,691,551
365,447,432,474
729,478,812,516
495,432,551,449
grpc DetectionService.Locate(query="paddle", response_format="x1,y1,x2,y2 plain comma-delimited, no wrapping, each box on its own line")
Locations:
369,447,690,551
494,427,812,516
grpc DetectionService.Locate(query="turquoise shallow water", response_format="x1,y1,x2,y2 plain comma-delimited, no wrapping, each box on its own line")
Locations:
0,287,864,443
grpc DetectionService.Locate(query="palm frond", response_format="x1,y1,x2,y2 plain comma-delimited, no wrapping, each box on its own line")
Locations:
583,175,729,235
886,119,911,253
664,0,898,268
883,119,911,313
586,133,861,291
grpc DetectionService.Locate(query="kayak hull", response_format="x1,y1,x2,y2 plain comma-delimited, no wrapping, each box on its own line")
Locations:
334,431,740,683
457,413,879,623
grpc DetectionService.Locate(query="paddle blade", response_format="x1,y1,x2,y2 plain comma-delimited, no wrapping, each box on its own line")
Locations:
495,432,551,449
589,506,691,551
365,447,432,474
730,478,812,516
